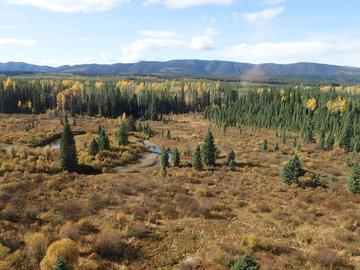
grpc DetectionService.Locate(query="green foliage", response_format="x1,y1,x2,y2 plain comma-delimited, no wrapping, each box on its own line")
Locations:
339,117,353,152
319,131,325,150
88,138,99,156
202,129,217,167
347,163,360,194
173,148,180,167
98,129,110,151
126,115,137,131
118,121,129,146
160,149,169,176
324,133,335,151
292,137,297,148
54,257,71,270
261,139,268,150
353,137,360,153
167,130,171,139
60,123,78,172
227,150,236,166
230,255,260,270
312,174,321,188
193,145,203,171
281,155,302,185
302,116,316,144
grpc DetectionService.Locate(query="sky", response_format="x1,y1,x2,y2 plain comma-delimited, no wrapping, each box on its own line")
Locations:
0,0,360,67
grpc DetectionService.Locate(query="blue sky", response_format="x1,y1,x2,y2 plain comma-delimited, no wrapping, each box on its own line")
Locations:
0,0,360,66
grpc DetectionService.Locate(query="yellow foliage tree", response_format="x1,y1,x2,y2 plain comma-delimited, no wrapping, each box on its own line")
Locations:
306,98,317,111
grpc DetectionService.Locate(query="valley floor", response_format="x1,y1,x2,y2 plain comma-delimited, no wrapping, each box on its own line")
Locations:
0,113,359,269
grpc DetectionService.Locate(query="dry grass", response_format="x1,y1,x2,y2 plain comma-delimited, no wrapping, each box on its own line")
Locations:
0,113,359,269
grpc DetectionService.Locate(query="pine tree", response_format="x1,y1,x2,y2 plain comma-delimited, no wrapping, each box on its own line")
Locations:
340,120,353,152
230,255,260,270
281,130,286,144
60,122,78,172
167,130,171,139
173,148,180,167
353,137,360,153
126,115,136,131
54,257,71,270
325,133,335,151
347,163,360,194
202,129,217,166
98,130,110,151
88,138,99,156
273,143,279,151
193,146,203,171
160,148,169,176
319,131,325,150
262,139,268,150
281,155,302,185
292,137,297,148
302,116,315,144
312,174,321,188
118,121,129,146
227,150,236,166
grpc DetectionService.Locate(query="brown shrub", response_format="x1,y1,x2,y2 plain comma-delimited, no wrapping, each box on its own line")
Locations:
312,247,344,268
59,222,80,241
179,256,203,270
25,232,48,263
94,228,125,259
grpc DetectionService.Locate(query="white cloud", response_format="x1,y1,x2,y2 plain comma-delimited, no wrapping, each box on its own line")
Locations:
122,28,217,62
7,0,128,13
0,25,15,30
0,38,38,49
219,36,360,66
243,6,284,23
143,0,233,9
262,0,287,5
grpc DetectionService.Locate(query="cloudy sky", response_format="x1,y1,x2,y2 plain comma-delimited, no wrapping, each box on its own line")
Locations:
0,0,359,66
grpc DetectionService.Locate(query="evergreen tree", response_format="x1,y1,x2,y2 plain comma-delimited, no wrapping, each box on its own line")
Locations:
353,137,360,153
54,257,71,270
98,130,110,151
312,174,321,188
193,146,203,171
319,131,325,150
126,115,137,131
118,121,129,146
273,143,279,151
227,150,236,166
202,129,217,166
325,133,335,151
302,116,316,144
347,163,360,194
261,139,268,150
88,138,99,156
292,137,297,148
281,130,286,144
60,123,78,172
281,155,302,185
173,148,180,167
160,148,169,176
167,130,171,139
340,119,353,152
230,255,260,270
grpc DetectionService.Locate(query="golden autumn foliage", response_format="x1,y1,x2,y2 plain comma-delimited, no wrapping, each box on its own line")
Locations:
326,97,347,113
306,98,318,111
40,238,79,270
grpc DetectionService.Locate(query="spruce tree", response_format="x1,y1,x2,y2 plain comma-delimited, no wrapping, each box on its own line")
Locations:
126,115,136,131
273,143,279,151
281,155,302,185
160,148,169,176
173,148,180,167
340,120,353,152
302,116,315,144
230,255,260,270
167,130,171,139
193,146,203,171
312,174,321,188
54,257,71,270
88,138,99,156
98,130,110,151
202,129,216,166
347,163,360,194
60,122,78,172
319,131,325,150
325,133,335,151
227,150,236,166
353,137,360,153
292,137,297,148
118,121,129,146
262,139,268,150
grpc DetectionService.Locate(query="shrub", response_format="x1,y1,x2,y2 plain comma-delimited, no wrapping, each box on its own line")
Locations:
59,222,80,241
40,238,79,270
313,247,344,268
25,232,48,263
94,228,125,259
231,255,259,270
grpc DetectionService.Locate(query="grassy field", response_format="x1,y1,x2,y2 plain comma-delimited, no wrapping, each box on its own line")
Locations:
0,113,359,269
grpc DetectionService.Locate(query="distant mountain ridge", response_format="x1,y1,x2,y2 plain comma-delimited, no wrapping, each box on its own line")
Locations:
1,60,360,83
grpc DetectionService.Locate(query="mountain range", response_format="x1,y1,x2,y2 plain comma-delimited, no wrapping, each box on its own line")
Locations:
1,60,360,83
